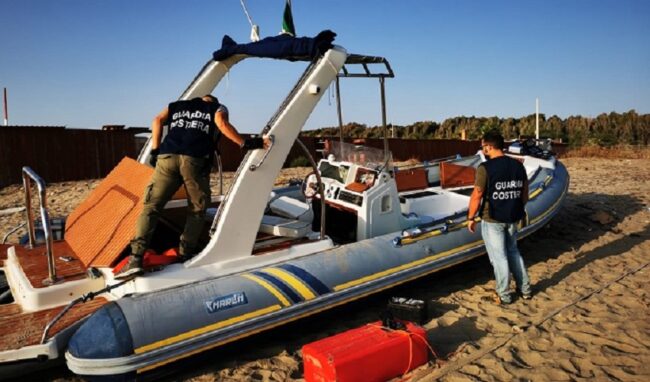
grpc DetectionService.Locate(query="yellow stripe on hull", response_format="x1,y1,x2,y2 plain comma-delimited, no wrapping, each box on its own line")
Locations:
263,267,317,300
335,239,484,291
242,274,292,307
135,304,281,355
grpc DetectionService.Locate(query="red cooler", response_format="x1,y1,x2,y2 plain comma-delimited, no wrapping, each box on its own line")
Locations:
302,321,429,382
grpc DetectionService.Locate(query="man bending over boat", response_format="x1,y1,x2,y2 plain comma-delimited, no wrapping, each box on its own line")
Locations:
116,95,269,279
467,131,531,304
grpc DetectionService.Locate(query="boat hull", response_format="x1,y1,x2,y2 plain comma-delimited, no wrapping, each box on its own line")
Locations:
66,161,569,376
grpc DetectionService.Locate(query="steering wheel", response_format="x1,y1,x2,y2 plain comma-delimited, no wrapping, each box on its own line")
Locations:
301,171,319,200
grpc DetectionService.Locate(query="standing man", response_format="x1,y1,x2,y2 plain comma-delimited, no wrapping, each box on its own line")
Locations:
467,131,531,304
116,95,268,279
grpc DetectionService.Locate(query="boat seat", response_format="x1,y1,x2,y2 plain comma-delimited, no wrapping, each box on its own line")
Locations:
401,212,434,229
260,215,312,238
269,196,313,222
440,162,476,189
395,168,429,192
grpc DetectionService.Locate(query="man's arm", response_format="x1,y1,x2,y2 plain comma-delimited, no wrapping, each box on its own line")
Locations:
467,186,484,233
215,109,271,149
467,164,487,233
215,109,245,147
151,107,169,150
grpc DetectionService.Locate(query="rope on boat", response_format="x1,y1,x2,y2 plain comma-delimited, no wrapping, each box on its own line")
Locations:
420,259,650,381
239,0,260,42
40,277,133,345
2,222,25,244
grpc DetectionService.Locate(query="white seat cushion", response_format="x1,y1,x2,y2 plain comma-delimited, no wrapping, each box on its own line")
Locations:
260,215,312,238
269,196,313,222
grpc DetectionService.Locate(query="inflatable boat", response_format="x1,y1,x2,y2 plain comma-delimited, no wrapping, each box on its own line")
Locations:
0,32,568,379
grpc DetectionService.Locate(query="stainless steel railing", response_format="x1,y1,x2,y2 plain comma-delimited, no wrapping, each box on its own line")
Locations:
22,167,58,285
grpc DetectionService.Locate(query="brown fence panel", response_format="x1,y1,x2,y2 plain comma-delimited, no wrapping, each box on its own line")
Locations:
0,127,138,187
285,137,481,164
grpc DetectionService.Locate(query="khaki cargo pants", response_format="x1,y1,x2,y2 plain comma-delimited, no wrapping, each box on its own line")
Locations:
130,154,211,258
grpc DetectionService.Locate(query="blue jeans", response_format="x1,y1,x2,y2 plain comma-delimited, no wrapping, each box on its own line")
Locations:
481,221,531,303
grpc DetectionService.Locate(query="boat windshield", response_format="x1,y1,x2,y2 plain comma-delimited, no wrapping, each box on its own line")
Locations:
327,141,392,170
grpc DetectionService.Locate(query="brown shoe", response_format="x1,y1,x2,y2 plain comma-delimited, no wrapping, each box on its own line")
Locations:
492,291,512,305
115,256,143,279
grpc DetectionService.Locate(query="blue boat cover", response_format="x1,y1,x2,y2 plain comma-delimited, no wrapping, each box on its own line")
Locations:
213,30,336,62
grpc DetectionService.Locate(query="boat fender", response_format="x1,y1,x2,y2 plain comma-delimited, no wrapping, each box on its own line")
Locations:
68,302,134,359
19,229,46,246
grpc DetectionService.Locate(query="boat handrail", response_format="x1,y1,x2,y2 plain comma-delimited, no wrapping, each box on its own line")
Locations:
22,166,58,285
249,134,275,171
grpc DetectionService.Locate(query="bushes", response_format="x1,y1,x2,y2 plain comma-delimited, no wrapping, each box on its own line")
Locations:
303,109,650,147
561,145,650,159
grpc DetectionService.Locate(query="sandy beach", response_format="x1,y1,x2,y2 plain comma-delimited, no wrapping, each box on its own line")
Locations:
1,156,649,381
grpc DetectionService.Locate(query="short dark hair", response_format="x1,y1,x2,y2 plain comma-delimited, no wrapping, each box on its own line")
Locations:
204,94,219,103
482,130,504,150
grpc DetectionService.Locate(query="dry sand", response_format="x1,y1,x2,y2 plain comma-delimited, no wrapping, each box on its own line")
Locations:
1,158,649,381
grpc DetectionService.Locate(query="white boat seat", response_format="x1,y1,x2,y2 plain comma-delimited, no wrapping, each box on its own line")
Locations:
402,212,434,228
260,215,312,238
269,196,313,222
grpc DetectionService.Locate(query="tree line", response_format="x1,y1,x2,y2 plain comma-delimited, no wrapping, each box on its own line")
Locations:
302,109,650,147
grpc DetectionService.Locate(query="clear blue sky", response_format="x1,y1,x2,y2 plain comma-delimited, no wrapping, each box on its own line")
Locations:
2,0,649,132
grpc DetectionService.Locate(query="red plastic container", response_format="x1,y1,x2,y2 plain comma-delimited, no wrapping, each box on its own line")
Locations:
112,248,180,274
302,321,429,382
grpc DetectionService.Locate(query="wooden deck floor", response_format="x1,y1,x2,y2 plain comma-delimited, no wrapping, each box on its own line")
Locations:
1,241,108,353
0,297,108,352
6,241,87,288
0,244,10,262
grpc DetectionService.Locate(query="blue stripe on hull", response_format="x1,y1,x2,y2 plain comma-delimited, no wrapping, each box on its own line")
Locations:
277,264,331,295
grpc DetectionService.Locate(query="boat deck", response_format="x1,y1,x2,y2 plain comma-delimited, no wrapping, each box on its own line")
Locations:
7,241,87,288
0,244,9,262
1,241,107,353
0,297,108,352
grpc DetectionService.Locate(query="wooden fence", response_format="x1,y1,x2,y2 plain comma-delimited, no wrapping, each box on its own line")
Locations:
2,126,565,187
0,126,140,187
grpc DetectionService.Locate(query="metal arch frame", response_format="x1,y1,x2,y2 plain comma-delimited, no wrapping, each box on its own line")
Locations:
334,54,395,160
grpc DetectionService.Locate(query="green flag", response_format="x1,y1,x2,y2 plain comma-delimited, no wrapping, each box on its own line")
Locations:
281,0,296,36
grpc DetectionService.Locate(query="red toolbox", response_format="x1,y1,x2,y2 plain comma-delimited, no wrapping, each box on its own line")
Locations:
302,321,429,382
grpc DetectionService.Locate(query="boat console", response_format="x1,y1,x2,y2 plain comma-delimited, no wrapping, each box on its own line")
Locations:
302,142,402,243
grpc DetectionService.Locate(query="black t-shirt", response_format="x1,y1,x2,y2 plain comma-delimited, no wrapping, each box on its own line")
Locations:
159,98,222,158
478,156,527,223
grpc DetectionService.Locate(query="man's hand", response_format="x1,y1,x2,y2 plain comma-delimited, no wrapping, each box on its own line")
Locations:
468,219,477,233
262,135,272,149
149,148,160,167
